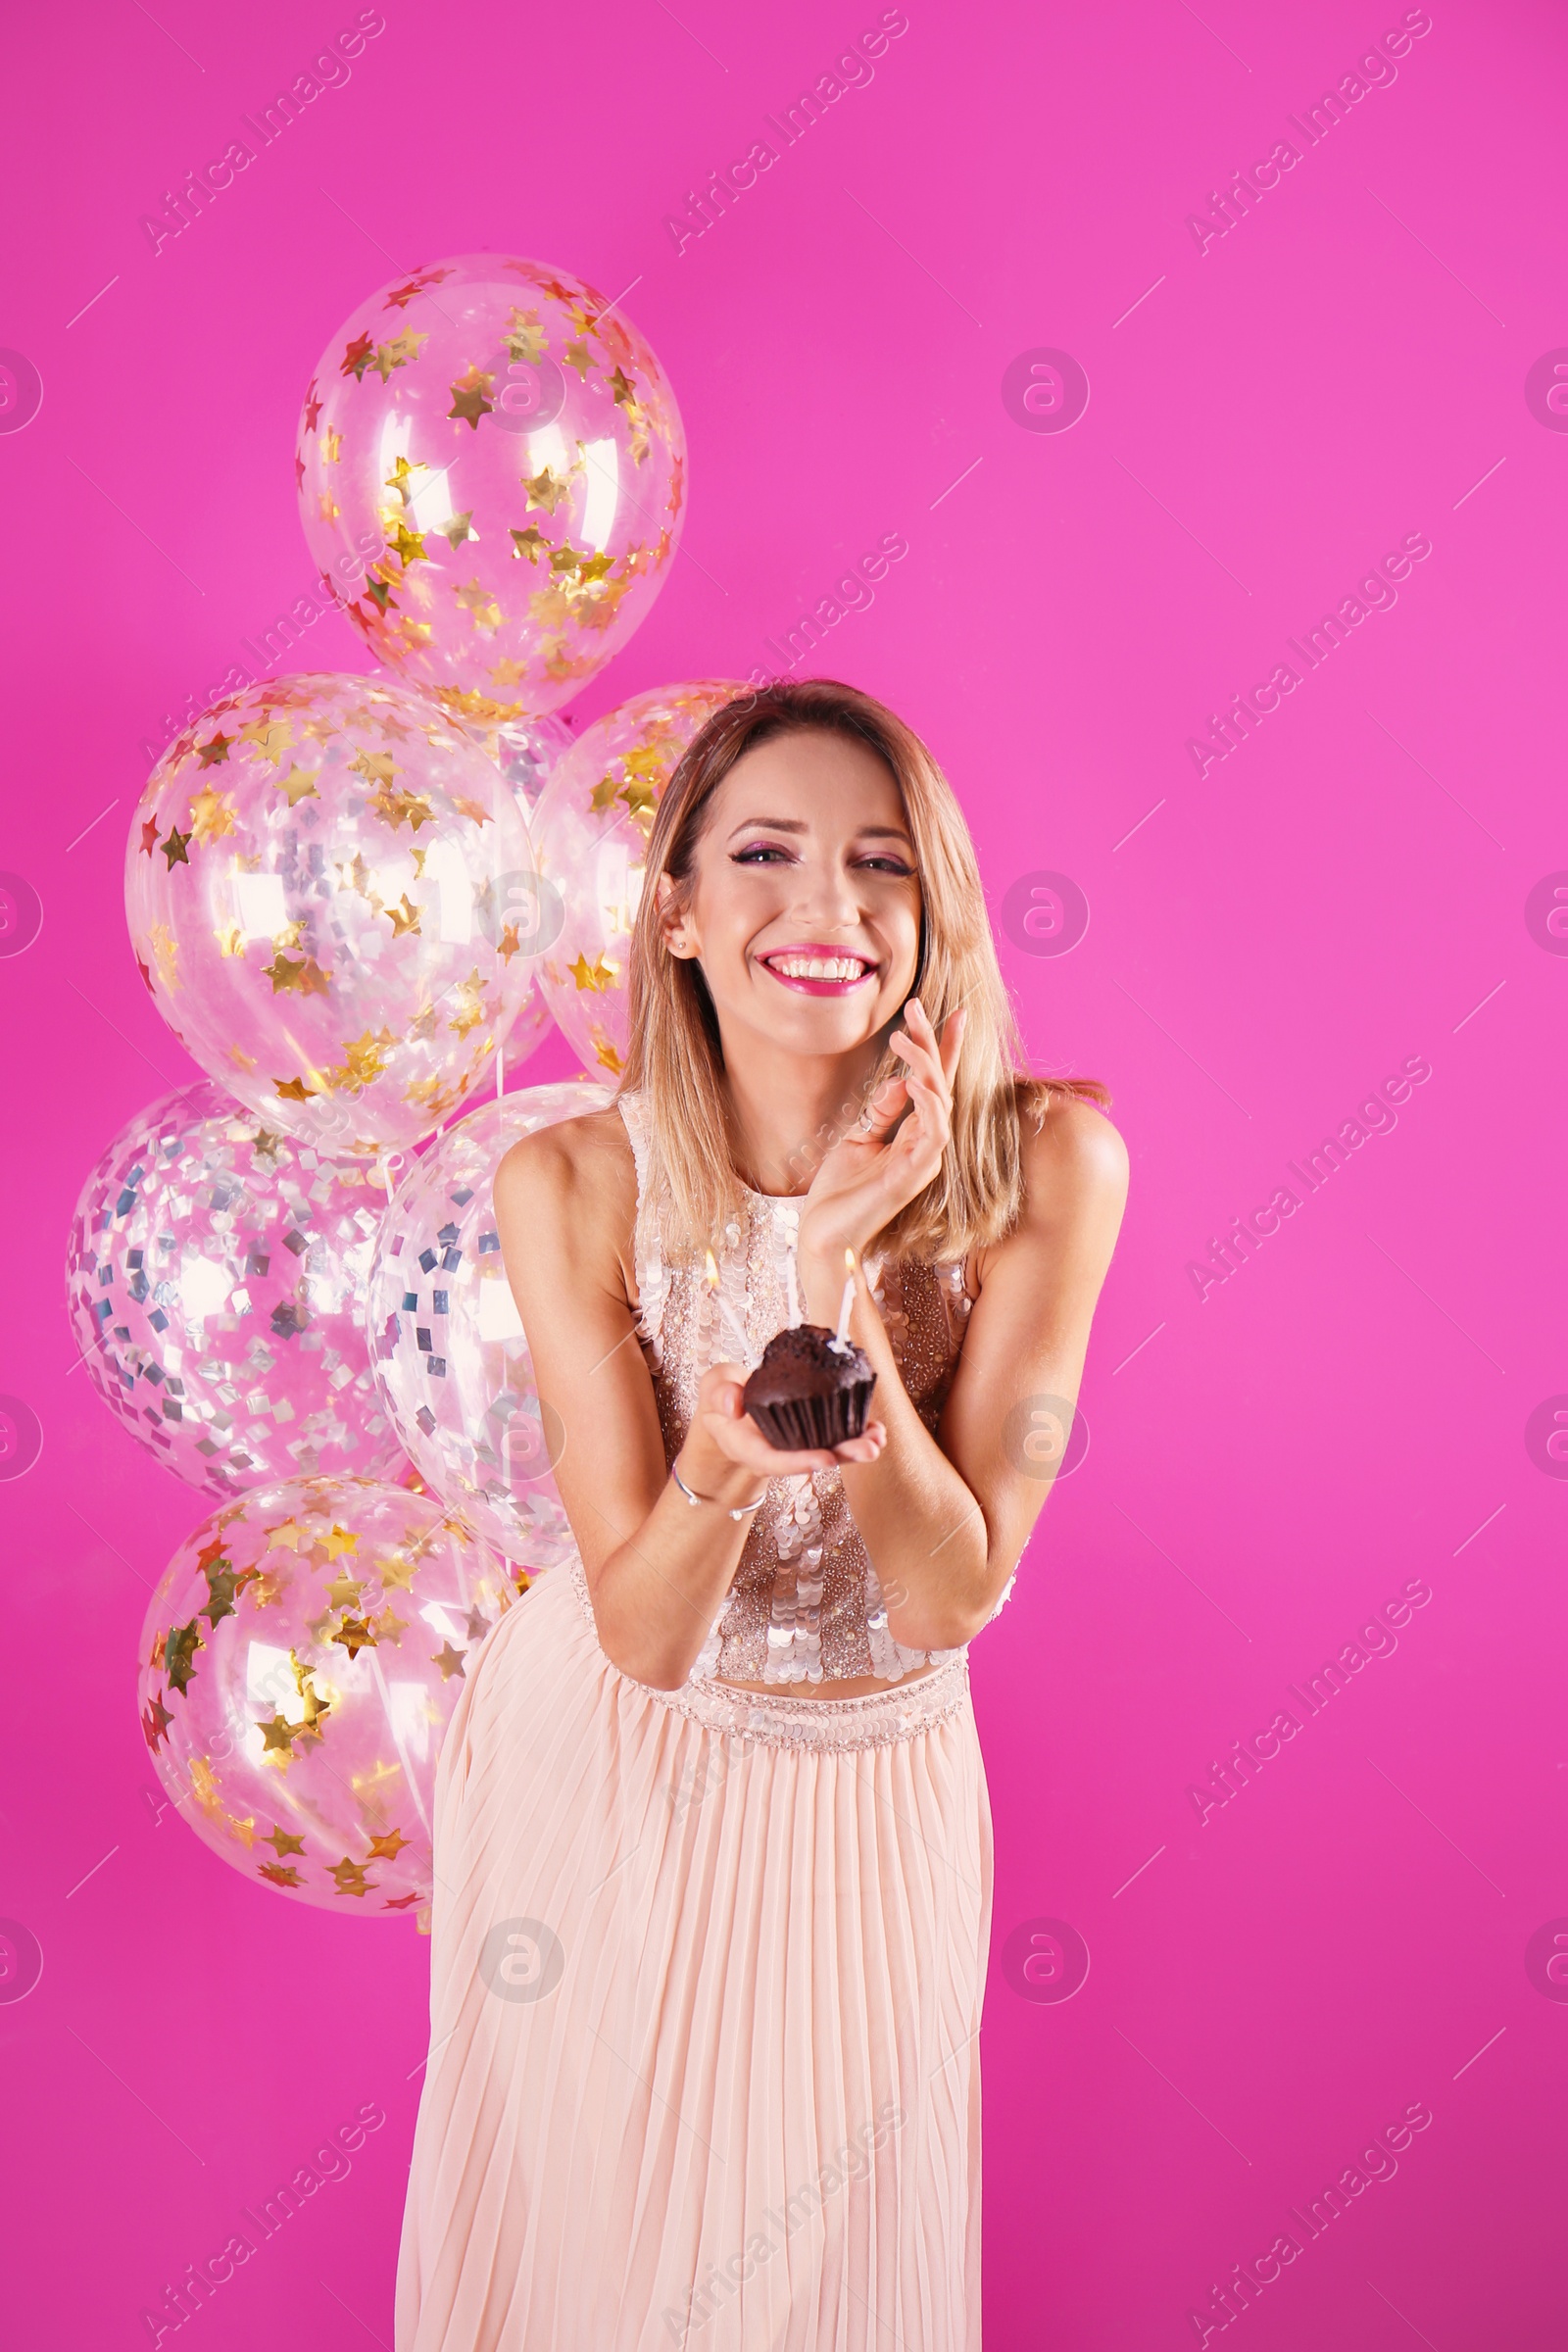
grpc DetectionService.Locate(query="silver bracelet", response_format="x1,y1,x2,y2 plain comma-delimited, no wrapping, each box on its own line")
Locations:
671,1459,767,1520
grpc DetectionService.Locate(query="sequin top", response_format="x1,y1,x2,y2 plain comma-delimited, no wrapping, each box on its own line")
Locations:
618,1091,1008,1690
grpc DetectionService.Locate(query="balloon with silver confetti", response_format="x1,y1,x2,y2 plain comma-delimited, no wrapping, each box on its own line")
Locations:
124,672,548,1158
138,1475,519,1924
531,679,745,1077
67,1082,406,1496
367,1079,611,1563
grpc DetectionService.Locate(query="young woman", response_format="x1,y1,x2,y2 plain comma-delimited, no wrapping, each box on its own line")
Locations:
396,678,1128,2350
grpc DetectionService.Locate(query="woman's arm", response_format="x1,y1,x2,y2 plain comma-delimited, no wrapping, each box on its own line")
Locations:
493,1110,885,1690
804,1093,1129,1648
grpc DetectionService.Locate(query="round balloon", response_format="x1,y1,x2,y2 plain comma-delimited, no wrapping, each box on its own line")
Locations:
138,1476,518,1923
368,1079,612,1562
68,1082,405,1496
125,673,547,1156
532,680,744,1076
296,255,686,721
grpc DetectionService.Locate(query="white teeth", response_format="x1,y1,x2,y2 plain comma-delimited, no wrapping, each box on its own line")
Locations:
765,955,870,982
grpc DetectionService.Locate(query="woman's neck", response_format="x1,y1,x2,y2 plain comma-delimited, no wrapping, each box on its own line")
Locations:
717,1034,880,1198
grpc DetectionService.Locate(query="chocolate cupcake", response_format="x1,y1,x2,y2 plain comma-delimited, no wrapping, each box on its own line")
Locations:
742,1324,876,1450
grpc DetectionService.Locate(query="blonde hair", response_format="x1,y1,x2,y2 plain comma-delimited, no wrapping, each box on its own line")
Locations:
617,677,1108,1263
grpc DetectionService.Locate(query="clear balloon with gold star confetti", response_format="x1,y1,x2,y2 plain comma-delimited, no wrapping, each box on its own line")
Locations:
138,1476,520,1923
367,1078,612,1561
530,679,745,1077
67,1080,407,1496
125,673,551,1157
295,255,687,731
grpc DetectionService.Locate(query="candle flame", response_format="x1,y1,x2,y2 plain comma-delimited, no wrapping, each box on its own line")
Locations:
844,1247,857,1274
704,1248,718,1288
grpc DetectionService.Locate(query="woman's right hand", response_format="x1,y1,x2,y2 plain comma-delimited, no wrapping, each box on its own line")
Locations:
682,1360,887,1497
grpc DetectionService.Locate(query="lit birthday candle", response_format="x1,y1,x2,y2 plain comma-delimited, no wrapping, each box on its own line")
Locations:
829,1247,857,1353
704,1249,753,1364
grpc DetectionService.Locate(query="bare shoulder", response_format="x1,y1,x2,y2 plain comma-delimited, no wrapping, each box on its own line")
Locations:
1017,1087,1130,1224
969,1089,1127,1297
493,1104,637,1267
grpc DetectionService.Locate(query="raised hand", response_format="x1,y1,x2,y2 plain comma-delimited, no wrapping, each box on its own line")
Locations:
797,998,965,1263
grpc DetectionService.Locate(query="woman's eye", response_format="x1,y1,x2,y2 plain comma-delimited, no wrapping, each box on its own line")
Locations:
729,844,913,874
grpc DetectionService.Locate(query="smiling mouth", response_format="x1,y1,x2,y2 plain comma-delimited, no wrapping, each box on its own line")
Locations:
759,949,877,992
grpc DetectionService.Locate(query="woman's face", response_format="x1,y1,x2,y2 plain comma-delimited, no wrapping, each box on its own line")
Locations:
661,728,922,1063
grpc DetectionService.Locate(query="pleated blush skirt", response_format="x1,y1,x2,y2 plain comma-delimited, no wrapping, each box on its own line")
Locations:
394,1553,993,2352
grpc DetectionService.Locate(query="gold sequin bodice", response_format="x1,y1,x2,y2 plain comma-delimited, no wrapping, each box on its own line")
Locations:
618,1092,976,1688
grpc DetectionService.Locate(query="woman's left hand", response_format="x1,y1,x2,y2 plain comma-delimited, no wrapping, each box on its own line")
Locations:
796,998,965,1263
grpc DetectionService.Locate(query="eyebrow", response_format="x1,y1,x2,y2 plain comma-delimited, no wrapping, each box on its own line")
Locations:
724,816,915,845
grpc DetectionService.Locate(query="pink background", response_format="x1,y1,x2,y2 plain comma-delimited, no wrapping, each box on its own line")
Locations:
1,1,1562,2343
